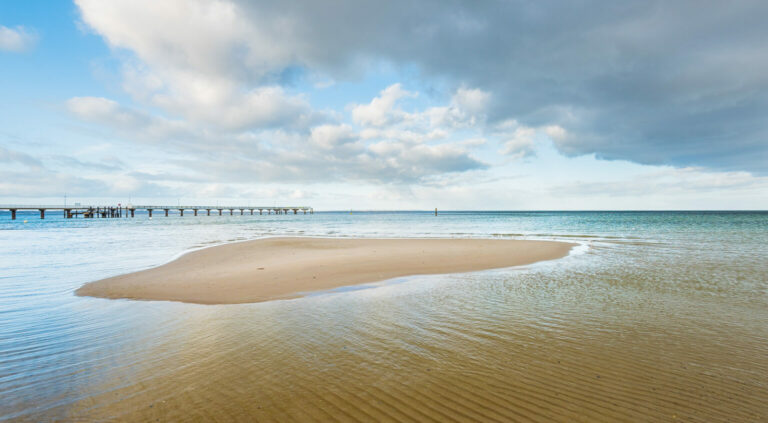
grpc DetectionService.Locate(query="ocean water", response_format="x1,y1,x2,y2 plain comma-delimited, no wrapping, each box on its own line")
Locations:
1,211,767,421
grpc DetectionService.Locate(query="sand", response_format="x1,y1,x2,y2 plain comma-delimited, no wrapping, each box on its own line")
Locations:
76,237,575,304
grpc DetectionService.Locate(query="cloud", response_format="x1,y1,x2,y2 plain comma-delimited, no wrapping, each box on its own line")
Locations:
66,96,202,145
0,146,43,168
66,85,488,184
76,0,768,173
50,155,125,171
548,167,768,201
351,83,415,127
0,25,37,52
75,0,320,130
309,124,356,150
498,126,537,159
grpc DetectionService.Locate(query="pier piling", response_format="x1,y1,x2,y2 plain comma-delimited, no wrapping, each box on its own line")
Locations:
3,204,312,220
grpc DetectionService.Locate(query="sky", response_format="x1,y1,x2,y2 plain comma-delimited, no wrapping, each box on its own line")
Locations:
1,0,767,210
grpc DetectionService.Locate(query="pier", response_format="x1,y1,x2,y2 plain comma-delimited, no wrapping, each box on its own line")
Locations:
0,204,313,220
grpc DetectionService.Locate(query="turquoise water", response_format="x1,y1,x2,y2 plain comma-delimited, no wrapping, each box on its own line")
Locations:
1,211,767,420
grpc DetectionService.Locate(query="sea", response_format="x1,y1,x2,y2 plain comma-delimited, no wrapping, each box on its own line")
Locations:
1,211,767,421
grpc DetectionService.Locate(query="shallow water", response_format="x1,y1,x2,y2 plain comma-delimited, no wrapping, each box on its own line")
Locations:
1,211,767,421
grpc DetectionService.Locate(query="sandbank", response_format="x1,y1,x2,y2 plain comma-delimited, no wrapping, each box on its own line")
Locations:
76,237,575,304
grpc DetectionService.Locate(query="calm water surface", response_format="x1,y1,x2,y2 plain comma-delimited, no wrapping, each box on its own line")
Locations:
1,211,767,421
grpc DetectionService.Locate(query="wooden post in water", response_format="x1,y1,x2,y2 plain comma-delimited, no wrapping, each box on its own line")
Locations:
435,208,437,216
164,209,169,217
39,209,45,219
148,209,153,218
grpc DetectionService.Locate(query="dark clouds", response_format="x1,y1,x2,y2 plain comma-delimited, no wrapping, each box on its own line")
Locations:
228,0,768,173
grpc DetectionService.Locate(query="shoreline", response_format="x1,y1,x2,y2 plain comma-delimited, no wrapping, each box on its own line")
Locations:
76,237,576,304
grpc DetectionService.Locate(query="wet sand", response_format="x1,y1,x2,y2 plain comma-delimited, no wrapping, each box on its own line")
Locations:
76,237,575,304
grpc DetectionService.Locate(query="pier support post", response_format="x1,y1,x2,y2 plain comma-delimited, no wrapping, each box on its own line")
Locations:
293,209,298,214
148,209,153,218
230,209,233,216
40,209,45,219
304,209,307,214
259,209,263,215
218,209,222,216
240,209,244,215
11,209,16,220
180,209,184,217
130,209,134,218
194,209,198,216
164,209,169,217
250,209,253,215
207,209,210,216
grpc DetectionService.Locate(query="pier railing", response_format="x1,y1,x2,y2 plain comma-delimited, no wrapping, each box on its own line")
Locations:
0,204,313,220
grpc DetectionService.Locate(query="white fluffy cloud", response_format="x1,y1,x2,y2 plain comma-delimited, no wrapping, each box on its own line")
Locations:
351,84,416,127
68,0,604,191
59,0,768,207
0,25,37,52
76,0,316,130
67,84,489,184
76,0,768,173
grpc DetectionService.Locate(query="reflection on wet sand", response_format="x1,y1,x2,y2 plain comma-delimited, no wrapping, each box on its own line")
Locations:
4,212,767,422
62,270,768,422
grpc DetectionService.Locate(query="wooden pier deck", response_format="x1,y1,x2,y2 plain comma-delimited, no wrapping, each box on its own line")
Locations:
0,204,313,220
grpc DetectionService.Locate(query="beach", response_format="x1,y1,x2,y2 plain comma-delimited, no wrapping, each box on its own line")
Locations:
4,211,768,421
76,237,575,304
